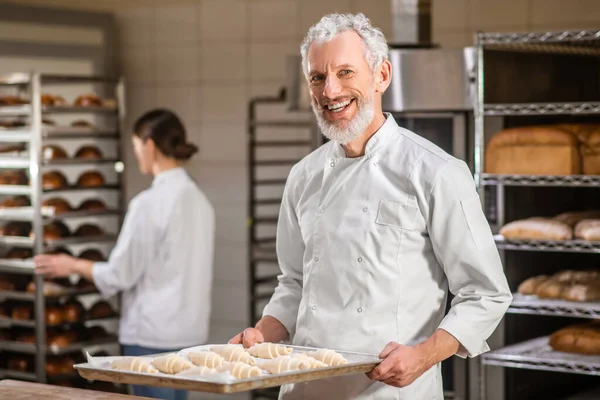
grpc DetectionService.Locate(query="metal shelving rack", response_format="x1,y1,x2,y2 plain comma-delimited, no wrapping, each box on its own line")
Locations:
474,29,600,399
247,88,319,400
0,72,125,385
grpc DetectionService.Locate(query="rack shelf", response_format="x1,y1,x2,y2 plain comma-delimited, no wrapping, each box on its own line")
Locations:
478,29,600,45
0,316,118,329
508,293,600,319
0,207,121,222
0,73,119,86
0,287,98,301
482,174,600,187
483,102,600,116
0,235,117,249
0,336,118,355
494,235,600,253
481,336,600,376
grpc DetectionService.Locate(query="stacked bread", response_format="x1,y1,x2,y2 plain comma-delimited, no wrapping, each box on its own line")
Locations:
500,210,600,241
109,343,349,380
518,269,600,302
549,321,600,355
485,123,600,175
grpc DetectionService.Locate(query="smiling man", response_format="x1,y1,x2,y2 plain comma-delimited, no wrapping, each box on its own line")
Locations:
231,13,512,399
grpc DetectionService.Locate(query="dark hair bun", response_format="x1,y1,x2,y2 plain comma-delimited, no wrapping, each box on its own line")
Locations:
172,143,198,161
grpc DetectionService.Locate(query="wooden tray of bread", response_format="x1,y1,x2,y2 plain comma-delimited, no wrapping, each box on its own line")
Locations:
74,343,381,393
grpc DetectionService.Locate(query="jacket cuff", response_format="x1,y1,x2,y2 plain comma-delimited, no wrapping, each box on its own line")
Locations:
262,301,297,341
438,317,490,358
91,261,117,299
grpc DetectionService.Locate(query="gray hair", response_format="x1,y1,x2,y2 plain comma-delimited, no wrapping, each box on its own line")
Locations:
300,13,389,79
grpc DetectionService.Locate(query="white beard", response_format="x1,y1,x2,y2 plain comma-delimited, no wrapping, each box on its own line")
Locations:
312,89,375,146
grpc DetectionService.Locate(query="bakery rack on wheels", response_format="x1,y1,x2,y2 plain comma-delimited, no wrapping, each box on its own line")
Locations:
247,88,320,400
474,30,600,400
0,72,125,392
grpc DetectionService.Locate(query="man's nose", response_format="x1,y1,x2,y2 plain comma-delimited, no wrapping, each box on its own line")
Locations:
323,76,342,100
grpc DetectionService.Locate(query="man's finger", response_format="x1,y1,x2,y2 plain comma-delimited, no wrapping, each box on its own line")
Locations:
241,328,262,348
368,357,395,381
228,332,243,344
378,342,398,358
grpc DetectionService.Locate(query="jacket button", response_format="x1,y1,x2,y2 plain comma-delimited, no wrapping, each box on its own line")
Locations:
362,207,368,212
311,305,316,310
357,257,363,263
330,161,335,167
357,308,363,313
314,257,319,262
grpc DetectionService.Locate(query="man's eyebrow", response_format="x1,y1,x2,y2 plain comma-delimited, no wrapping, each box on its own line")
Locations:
309,64,357,75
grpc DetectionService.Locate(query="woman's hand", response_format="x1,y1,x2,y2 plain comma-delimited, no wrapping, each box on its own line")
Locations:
34,254,78,278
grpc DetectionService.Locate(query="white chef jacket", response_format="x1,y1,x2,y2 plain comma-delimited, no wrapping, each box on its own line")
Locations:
92,167,215,349
263,114,512,399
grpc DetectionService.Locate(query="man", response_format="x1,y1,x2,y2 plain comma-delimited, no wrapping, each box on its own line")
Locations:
231,13,512,399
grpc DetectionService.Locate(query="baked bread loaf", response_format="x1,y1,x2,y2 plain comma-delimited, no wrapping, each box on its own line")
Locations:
87,325,109,340
42,171,68,190
1,222,31,237
574,219,600,241
30,221,70,240
210,345,256,365
112,357,158,374
0,196,30,208
0,170,28,185
260,356,309,374
74,145,103,159
187,351,225,368
89,300,114,318
305,349,348,366
553,269,600,282
71,120,94,128
517,275,551,295
5,247,33,259
562,283,600,302
41,94,66,107
78,248,105,261
485,126,581,175
0,144,26,154
63,299,85,323
500,218,573,240
554,211,600,228
579,130,600,175
152,354,195,374
177,366,218,376
76,171,105,187
535,280,568,299
12,304,33,320
7,355,32,372
78,198,107,211
42,197,72,214
248,342,293,359
0,96,27,106
42,145,68,160
217,362,262,379
27,280,69,296
549,321,600,354
74,223,104,237
46,306,64,325
74,94,102,107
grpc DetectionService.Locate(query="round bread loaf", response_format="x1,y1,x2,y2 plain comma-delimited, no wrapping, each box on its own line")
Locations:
63,299,85,323
42,171,68,190
30,221,70,241
5,247,33,259
45,306,64,326
1,222,31,237
42,145,68,160
549,321,600,354
79,248,105,261
0,170,28,185
42,197,72,214
0,196,30,208
78,198,107,211
89,301,114,319
74,94,102,107
12,304,33,320
76,171,105,187
74,224,104,237
75,145,103,159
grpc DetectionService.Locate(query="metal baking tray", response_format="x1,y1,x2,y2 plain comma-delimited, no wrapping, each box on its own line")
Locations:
74,344,381,394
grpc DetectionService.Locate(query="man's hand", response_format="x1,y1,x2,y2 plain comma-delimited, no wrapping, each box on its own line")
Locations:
34,254,77,278
367,342,431,387
229,328,264,348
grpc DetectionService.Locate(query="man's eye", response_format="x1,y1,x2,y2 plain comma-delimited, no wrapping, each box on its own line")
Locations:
311,75,324,82
339,70,352,75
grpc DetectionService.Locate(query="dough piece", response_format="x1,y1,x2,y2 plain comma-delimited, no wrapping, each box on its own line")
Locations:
549,321,600,355
217,362,262,379
187,351,225,368
574,219,600,241
177,366,217,376
152,354,195,374
499,218,573,241
535,280,568,299
562,283,600,302
484,125,581,175
305,349,348,366
517,275,551,295
111,357,158,374
291,353,328,368
554,211,600,228
260,356,309,374
210,345,255,365
247,342,293,359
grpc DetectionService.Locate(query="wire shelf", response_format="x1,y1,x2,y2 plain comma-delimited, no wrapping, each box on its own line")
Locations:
482,336,600,376
494,235,600,253
478,30,600,45
482,174,600,187
484,102,600,116
0,336,118,355
0,286,98,301
509,293,600,319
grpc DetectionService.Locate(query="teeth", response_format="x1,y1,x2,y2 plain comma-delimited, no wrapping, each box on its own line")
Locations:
327,100,351,111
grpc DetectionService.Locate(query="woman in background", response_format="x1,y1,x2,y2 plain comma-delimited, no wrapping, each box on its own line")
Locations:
35,109,215,400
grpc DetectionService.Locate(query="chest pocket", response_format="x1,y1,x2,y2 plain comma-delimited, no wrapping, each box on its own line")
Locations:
375,200,418,230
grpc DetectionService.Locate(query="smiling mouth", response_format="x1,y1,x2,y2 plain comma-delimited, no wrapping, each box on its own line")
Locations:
324,98,355,113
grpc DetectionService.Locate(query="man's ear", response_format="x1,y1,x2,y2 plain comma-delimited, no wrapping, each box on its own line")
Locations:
375,60,392,93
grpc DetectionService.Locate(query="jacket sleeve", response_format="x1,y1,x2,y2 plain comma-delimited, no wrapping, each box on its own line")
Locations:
261,164,306,339
427,159,512,358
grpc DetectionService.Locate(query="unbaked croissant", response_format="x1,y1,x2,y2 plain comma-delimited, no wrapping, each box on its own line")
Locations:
217,361,262,379
291,353,328,368
188,351,225,368
111,357,158,374
177,366,218,376
210,345,255,365
152,354,195,374
305,349,348,366
247,342,293,359
260,356,309,374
